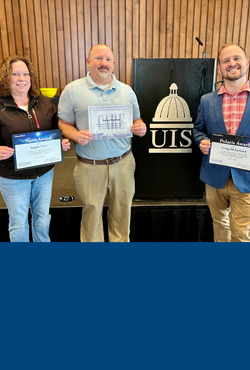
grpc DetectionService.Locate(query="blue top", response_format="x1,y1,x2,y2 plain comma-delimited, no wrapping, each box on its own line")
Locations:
193,88,250,192
58,73,141,160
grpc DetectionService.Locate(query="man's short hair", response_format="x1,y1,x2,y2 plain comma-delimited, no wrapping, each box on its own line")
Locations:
217,42,247,64
88,44,114,58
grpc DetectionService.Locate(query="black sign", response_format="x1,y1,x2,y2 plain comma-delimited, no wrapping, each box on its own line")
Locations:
132,58,216,200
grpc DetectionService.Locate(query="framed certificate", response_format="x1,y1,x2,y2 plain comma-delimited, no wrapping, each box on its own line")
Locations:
12,129,63,171
88,104,133,140
209,132,250,171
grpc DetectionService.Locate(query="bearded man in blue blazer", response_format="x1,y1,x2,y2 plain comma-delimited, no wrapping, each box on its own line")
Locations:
193,43,250,242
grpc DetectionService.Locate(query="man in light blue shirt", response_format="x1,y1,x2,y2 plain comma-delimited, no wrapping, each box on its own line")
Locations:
58,44,146,242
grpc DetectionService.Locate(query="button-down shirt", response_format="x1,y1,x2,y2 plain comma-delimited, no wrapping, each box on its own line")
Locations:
217,81,250,135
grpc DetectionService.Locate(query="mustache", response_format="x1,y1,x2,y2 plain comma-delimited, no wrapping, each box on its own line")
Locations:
98,67,109,71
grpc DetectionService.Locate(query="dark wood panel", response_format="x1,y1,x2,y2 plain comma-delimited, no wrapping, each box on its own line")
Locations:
146,0,153,58
105,0,112,47
173,0,180,58
26,0,39,71
166,0,174,58
119,0,126,82
186,0,194,58
83,0,92,69
77,0,86,78
98,0,105,44
5,0,16,55
180,0,188,58
69,0,79,81
159,0,167,58
0,0,249,92
19,0,30,59
13,0,23,56
62,0,73,84
41,0,53,87
55,0,67,91
125,0,133,86
48,0,60,88
152,0,160,57
0,0,9,59
139,0,146,58
34,0,46,87
132,0,139,58
91,0,98,46
112,0,119,79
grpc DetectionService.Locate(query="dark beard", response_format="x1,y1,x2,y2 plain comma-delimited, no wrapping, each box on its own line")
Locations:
223,70,246,81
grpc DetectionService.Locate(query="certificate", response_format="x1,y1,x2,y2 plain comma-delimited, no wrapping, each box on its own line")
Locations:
209,132,250,171
88,105,133,140
12,129,63,171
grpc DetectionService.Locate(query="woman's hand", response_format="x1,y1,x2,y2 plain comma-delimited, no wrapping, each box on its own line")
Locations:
62,139,71,151
0,146,15,160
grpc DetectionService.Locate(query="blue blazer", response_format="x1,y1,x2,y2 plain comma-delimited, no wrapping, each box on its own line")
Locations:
193,89,250,192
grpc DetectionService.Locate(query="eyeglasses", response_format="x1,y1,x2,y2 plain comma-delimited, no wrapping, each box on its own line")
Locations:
59,195,75,202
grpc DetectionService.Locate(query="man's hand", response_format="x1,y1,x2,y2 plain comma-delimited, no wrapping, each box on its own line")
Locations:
58,119,92,146
131,119,147,137
199,139,211,155
76,129,93,146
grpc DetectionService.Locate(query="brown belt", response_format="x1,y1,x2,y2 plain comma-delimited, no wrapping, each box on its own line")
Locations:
77,149,130,165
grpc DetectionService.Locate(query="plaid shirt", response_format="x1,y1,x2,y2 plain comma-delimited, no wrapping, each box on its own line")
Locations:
217,81,250,135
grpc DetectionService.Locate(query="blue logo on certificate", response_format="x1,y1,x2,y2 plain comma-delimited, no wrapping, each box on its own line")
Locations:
12,129,63,171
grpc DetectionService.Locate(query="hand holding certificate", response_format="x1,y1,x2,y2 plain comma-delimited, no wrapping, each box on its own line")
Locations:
12,129,63,171
209,133,250,171
88,105,133,140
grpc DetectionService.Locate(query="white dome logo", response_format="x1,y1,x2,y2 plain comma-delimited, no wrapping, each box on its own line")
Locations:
153,83,192,122
149,83,193,153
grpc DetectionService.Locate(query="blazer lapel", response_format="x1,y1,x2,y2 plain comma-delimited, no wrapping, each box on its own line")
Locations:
213,93,228,134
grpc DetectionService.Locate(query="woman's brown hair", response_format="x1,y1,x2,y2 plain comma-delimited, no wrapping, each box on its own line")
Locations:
0,55,40,97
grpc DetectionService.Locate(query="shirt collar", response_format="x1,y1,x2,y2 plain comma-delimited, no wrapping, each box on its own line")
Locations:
87,72,117,90
217,80,250,95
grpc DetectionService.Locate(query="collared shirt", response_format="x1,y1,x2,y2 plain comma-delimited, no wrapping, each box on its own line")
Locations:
217,81,250,135
58,72,141,160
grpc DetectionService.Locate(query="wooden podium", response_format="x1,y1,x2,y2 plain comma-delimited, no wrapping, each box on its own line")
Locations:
132,58,216,200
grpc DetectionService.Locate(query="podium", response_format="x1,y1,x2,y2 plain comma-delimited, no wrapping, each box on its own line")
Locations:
132,58,216,200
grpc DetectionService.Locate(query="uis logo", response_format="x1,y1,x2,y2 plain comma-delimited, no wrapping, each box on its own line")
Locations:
149,83,193,153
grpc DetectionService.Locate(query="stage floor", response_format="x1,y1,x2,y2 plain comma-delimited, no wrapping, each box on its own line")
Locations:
0,142,207,209
0,142,213,242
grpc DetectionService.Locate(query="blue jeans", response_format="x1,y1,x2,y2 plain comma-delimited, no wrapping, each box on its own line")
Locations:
0,168,54,242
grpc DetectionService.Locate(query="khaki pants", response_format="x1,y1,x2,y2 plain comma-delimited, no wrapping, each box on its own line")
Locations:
206,176,250,242
73,151,135,242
